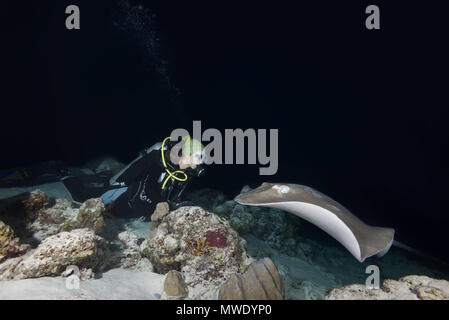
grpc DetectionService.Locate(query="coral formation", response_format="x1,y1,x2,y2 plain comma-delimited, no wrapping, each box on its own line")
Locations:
25,192,106,241
0,183,447,300
0,228,108,281
117,230,152,271
75,198,106,234
326,275,449,300
22,189,51,221
186,189,301,255
150,202,170,230
27,198,79,242
151,202,170,222
212,200,301,255
185,238,211,256
141,206,252,299
0,221,29,263
218,257,284,300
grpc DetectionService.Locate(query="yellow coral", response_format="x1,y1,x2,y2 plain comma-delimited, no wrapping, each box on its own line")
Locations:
185,238,211,256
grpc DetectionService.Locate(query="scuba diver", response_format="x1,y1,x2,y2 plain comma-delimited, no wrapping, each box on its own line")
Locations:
64,135,206,217
0,136,206,218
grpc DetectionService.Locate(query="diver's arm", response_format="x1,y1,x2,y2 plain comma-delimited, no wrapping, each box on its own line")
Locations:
170,180,190,202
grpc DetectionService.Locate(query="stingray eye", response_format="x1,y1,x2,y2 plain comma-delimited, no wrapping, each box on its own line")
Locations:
278,185,290,194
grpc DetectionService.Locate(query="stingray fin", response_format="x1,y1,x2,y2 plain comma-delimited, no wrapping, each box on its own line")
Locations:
358,226,395,262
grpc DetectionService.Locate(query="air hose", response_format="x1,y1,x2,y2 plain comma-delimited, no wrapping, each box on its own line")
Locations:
160,137,188,190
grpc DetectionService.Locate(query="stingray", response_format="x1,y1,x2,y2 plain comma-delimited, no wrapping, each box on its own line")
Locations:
234,182,395,262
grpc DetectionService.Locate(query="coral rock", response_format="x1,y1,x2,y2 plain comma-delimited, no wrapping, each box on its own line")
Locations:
76,198,106,234
151,202,170,222
0,221,29,263
164,270,188,298
218,257,284,300
141,206,250,299
29,194,106,240
0,228,109,280
117,231,152,271
28,198,78,242
325,275,449,300
212,199,300,255
22,189,51,221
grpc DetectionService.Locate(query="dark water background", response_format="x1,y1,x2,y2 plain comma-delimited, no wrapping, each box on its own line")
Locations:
1,1,448,263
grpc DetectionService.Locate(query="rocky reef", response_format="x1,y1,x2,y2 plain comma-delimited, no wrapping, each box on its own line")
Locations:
0,228,108,281
31,193,106,240
218,257,284,300
116,230,153,271
0,220,29,263
0,190,110,282
0,189,107,246
0,185,448,300
326,275,449,300
186,188,449,300
188,189,301,256
142,205,252,299
0,188,281,300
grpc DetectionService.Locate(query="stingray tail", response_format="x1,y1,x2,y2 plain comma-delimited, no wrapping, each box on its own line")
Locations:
392,240,449,266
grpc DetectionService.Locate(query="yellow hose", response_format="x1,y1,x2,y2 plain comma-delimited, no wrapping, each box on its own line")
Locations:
161,137,188,190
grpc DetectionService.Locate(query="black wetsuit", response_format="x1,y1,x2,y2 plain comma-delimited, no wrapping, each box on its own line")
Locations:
63,141,204,217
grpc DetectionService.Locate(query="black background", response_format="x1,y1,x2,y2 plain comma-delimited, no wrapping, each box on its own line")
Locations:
1,1,448,262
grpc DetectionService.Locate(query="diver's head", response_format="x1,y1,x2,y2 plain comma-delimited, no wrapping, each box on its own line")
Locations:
178,135,205,170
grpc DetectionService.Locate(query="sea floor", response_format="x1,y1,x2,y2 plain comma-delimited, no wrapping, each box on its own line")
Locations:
0,160,448,299
1,214,447,300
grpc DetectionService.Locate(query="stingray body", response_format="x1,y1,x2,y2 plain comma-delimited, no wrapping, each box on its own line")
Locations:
234,183,395,262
